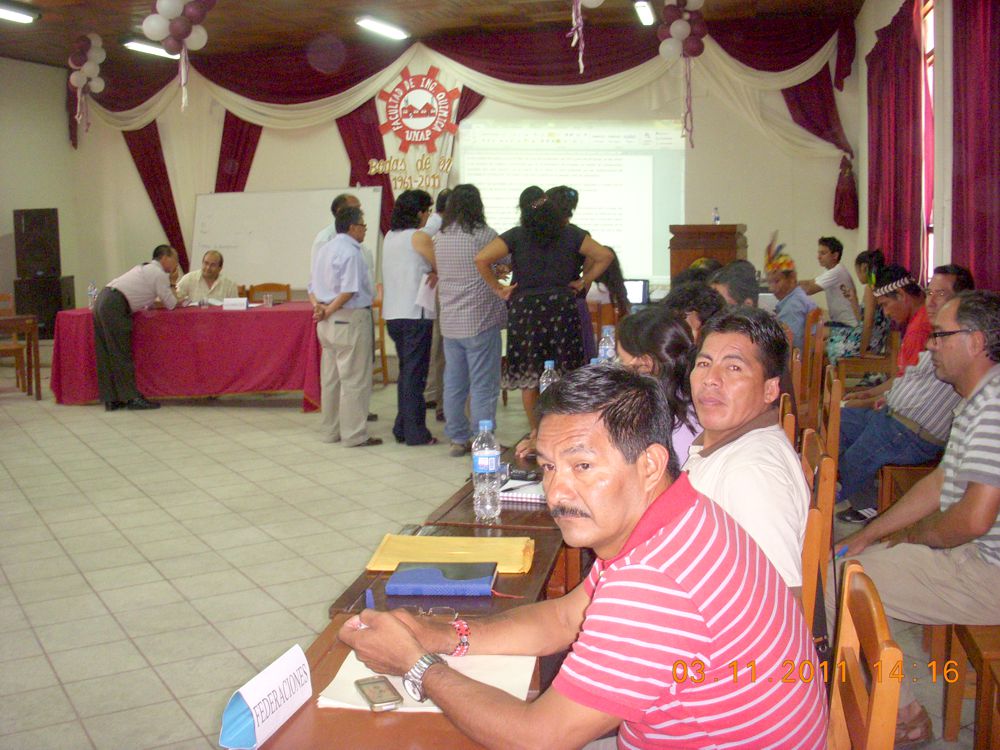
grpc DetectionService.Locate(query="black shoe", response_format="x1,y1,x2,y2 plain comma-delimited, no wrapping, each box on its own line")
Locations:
836,507,876,524
367,413,378,422
425,401,437,410
126,397,161,410
104,401,124,412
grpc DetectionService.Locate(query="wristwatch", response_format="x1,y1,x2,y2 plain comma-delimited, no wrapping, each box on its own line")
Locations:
401,653,445,702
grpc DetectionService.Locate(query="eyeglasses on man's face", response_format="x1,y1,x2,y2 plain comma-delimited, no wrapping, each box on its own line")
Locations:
928,328,975,340
924,288,952,300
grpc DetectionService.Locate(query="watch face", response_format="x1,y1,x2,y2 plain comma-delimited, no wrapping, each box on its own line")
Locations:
402,676,422,702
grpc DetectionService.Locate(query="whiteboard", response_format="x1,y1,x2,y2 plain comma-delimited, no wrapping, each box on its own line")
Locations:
190,187,383,289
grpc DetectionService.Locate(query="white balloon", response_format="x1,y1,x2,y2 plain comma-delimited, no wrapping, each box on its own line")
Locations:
156,0,184,20
86,32,103,47
81,60,100,78
659,38,682,62
88,77,106,94
685,0,705,9
581,0,605,7
670,19,691,41
86,46,107,64
185,24,208,51
142,14,170,42
69,70,87,88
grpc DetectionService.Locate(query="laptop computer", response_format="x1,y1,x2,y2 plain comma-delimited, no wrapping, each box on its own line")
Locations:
624,279,650,306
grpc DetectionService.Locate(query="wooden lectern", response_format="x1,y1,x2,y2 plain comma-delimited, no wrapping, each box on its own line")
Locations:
668,224,748,280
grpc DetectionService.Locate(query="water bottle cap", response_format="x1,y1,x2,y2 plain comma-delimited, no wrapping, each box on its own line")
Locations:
590,358,600,365
544,360,555,369
602,325,614,335
478,420,493,431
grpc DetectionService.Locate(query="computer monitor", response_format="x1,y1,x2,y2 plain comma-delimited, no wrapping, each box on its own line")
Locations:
624,279,649,305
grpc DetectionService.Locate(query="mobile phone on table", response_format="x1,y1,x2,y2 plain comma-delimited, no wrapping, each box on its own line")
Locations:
355,676,403,712
509,468,539,482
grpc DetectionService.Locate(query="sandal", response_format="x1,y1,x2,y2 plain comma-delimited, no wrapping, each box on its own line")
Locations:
348,437,383,447
894,704,933,748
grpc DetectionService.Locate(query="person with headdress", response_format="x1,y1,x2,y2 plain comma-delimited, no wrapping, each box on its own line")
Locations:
764,239,817,350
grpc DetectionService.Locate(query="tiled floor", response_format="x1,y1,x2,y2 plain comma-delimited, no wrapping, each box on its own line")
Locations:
0,351,978,749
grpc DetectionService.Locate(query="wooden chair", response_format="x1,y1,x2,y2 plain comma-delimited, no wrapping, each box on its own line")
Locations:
237,285,248,298
371,299,389,387
0,293,27,392
779,392,797,447
944,625,1000,747
838,330,900,387
876,461,938,514
818,365,843,465
790,347,804,415
587,300,622,355
800,308,825,427
799,428,836,633
247,283,291,303
827,561,903,750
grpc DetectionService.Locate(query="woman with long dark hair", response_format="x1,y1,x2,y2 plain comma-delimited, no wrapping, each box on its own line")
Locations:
382,189,437,446
615,306,700,463
476,193,613,443
825,248,890,367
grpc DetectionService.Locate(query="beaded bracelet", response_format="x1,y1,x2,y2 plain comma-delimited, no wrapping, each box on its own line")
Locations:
449,618,470,657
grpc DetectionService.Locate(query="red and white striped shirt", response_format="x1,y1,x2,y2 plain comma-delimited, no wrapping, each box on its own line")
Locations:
553,474,828,749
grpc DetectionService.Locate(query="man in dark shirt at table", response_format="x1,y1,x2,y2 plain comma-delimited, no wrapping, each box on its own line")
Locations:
93,245,178,411
340,365,827,749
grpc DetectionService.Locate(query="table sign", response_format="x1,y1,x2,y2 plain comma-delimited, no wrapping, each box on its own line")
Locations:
223,297,248,310
220,644,311,749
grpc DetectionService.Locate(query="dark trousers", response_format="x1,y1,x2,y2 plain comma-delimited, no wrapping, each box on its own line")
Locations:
93,287,139,404
386,318,433,445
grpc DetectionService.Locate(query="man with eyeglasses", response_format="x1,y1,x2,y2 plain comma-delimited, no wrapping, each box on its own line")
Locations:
831,290,1000,746
836,264,975,524
308,205,381,447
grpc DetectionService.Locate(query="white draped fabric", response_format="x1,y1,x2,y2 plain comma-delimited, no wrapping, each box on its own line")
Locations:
88,37,846,160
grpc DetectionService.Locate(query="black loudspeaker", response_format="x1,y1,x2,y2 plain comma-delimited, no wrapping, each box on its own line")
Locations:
14,208,61,278
14,276,75,339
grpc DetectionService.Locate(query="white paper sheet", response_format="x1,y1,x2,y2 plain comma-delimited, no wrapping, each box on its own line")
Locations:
414,273,438,317
317,651,535,713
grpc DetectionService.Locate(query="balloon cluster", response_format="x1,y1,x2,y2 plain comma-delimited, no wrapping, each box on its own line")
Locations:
657,0,707,62
141,0,214,54
68,33,106,94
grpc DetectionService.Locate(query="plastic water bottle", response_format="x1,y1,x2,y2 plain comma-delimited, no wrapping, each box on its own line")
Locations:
598,325,616,361
472,420,501,523
87,281,98,310
539,360,559,393
712,207,721,225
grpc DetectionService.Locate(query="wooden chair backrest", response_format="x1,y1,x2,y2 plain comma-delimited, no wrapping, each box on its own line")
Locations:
827,561,903,750
779,392,797,447
819,365,844,464
371,299,389,386
791,347,804,417
247,283,292,303
799,428,836,628
802,307,825,427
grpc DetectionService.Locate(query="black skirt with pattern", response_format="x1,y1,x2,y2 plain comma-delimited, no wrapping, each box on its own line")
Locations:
502,288,585,390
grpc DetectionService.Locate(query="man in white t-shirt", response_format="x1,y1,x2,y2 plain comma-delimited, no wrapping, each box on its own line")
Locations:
798,236,858,327
683,306,810,593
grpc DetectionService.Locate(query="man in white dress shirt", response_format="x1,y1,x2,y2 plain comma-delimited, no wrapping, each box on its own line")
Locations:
175,250,238,304
93,245,178,411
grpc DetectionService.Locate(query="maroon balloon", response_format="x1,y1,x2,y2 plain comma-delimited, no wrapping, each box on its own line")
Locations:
676,0,687,8
74,35,91,53
688,11,708,40
69,50,88,68
182,0,206,24
662,5,683,25
169,16,193,39
200,0,216,10
682,36,705,57
656,23,672,42
162,36,184,54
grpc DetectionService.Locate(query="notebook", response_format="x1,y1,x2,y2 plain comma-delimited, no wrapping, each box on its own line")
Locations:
499,480,546,506
366,534,535,574
385,561,497,597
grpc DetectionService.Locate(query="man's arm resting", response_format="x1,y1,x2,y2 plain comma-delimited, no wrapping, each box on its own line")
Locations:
423,666,619,750
899,481,1000,548
842,468,944,554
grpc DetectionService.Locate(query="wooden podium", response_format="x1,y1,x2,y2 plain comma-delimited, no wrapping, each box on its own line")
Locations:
668,224,748,279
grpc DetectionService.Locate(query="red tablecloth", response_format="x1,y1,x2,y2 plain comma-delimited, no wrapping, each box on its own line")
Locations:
51,303,321,411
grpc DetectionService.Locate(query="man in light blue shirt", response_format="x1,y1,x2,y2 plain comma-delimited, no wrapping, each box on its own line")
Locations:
309,205,380,447
767,254,817,351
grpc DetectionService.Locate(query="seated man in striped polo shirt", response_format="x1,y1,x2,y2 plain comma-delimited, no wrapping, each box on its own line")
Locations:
341,365,828,749
833,291,1000,746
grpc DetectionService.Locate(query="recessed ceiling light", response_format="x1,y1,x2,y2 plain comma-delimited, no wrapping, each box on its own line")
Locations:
0,1,40,24
356,16,409,41
124,39,180,60
633,1,655,26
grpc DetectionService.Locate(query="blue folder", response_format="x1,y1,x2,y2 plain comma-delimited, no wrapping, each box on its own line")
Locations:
385,561,497,597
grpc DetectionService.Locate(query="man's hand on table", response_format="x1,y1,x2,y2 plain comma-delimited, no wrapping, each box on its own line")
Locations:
338,609,429,676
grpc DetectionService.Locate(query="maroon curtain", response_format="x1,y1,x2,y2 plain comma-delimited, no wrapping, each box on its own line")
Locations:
336,99,393,235
122,122,190,272
866,0,923,273
952,1,999,290
455,86,485,124
66,79,79,149
215,110,262,193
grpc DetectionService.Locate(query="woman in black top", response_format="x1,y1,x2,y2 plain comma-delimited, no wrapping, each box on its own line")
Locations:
475,195,612,439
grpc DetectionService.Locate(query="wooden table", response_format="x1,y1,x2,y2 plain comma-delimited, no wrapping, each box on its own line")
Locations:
267,613,490,750
0,314,41,400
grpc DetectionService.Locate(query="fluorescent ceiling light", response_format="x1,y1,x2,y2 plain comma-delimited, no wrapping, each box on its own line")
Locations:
0,2,40,24
356,16,409,41
124,39,180,59
633,1,655,26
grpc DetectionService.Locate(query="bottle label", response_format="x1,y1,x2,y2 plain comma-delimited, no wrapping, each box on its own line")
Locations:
472,450,501,473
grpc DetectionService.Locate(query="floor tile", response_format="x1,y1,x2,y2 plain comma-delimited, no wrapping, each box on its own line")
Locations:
116,601,208,638
99,581,184,613
0,654,59,695
154,650,256,699
48,640,148,683
189,589,285,622
177,688,232,737
85,562,165,592
64,668,173,718
35,614,126,652
22,592,109,626
82,700,202,750
0,720,94,750
215,609,316,650
2,554,77,582
264,576,340,609
170,568,256,600
216,540,300,568
10,572,92,604
0,685,77,735
151,551,232,579
134,624,234,666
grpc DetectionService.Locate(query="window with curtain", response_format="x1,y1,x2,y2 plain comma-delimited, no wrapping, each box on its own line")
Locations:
920,0,935,281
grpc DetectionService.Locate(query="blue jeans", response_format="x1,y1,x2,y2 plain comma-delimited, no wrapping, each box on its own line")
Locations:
839,407,944,510
442,325,502,445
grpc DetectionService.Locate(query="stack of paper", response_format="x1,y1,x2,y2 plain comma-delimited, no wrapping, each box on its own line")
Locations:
366,534,534,574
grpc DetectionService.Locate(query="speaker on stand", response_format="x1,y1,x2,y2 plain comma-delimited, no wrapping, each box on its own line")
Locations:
12,208,75,339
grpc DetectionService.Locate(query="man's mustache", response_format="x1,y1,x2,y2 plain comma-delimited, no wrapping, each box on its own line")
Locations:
550,505,592,519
